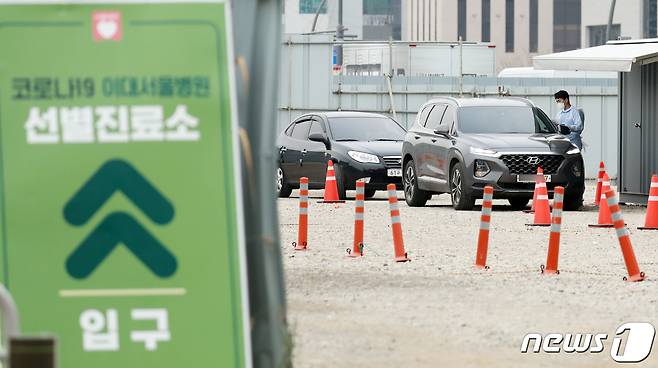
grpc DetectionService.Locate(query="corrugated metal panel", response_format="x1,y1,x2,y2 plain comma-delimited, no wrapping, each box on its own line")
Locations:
642,63,658,189
619,67,643,193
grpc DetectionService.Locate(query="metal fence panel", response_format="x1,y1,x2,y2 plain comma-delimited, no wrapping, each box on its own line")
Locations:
279,40,620,179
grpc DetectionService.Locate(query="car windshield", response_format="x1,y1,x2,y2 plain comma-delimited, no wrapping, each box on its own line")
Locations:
458,106,557,134
328,117,406,141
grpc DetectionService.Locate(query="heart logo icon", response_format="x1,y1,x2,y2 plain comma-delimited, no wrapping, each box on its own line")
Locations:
96,21,118,39
92,11,122,41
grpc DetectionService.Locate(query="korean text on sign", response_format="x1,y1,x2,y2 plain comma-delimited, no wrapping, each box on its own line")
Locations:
25,105,200,144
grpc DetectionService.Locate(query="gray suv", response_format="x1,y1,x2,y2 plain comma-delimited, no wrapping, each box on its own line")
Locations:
401,97,585,210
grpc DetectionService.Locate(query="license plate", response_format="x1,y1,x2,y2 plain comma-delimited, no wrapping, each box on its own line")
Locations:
387,169,402,177
517,174,551,183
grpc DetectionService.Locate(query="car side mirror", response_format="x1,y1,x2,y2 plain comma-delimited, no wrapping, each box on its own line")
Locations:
433,125,450,137
559,125,571,135
309,132,330,149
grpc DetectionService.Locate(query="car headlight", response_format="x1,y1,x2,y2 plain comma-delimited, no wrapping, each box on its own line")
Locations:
567,146,581,155
348,151,380,164
470,147,499,157
474,160,491,178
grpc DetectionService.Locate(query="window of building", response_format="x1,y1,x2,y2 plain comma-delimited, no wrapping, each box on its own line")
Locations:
505,0,515,52
364,0,391,14
529,0,538,53
645,0,657,38
553,0,581,52
299,0,327,14
363,0,402,40
458,0,467,41
588,24,621,47
482,0,491,42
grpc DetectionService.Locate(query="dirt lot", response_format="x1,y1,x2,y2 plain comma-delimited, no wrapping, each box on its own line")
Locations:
278,182,658,368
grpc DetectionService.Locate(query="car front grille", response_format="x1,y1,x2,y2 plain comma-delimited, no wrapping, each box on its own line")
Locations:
382,156,402,168
499,154,564,175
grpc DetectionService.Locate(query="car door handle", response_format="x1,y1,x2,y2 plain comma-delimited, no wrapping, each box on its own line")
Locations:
431,138,437,143
414,135,421,140
634,122,642,128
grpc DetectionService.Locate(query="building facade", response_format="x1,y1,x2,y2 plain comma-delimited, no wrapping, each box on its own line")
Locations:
284,0,658,71
582,0,657,47
283,0,364,39
283,0,402,41
402,0,658,71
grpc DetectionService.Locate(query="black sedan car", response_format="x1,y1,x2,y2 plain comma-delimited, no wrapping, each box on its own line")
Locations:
277,112,406,199
401,97,585,210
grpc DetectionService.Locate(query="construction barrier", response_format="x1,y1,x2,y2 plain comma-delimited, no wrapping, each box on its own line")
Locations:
319,160,345,204
526,174,551,226
638,174,658,230
523,167,543,214
589,173,613,228
542,186,564,275
284,166,654,283
594,161,605,206
387,184,410,262
295,177,309,250
347,180,365,257
474,186,493,269
605,189,645,282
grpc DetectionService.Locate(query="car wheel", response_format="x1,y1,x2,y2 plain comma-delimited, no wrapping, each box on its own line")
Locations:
563,193,584,211
403,160,430,207
364,188,377,199
508,197,530,211
450,162,475,210
333,163,348,200
276,167,292,198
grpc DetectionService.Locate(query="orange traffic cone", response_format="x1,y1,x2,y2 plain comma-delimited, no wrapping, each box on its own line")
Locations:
605,189,645,282
542,186,564,275
295,177,309,250
387,184,410,262
347,180,365,257
523,167,543,213
475,186,494,269
526,174,551,226
594,162,605,206
638,174,658,230
318,161,345,204
589,173,613,228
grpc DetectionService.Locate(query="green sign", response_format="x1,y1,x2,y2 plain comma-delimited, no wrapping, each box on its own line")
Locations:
0,1,250,367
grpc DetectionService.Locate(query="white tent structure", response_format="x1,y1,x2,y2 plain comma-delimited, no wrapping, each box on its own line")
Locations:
534,39,658,204
534,39,658,72
497,67,616,79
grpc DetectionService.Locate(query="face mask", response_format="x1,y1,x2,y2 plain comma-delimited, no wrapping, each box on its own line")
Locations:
556,102,565,110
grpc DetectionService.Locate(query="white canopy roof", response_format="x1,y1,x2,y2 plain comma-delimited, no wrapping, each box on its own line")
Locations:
533,39,658,72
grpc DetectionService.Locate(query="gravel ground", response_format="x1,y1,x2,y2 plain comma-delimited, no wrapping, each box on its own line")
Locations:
278,181,658,368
